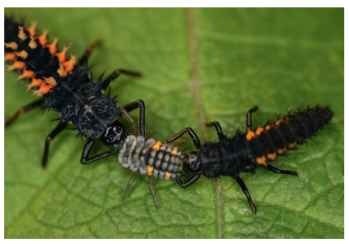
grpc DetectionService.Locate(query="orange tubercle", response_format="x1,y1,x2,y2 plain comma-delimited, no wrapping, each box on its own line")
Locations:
164,172,172,180
255,127,264,136
18,26,27,40
28,78,44,90
44,77,57,86
15,50,28,59
27,22,37,37
63,56,76,73
256,156,267,166
267,153,277,160
5,52,16,61
47,38,58,55
8,61,25,71
38,31,48,46
57,47,68,63
152,141,162,151
246,129,255,141
19,69,35,80
146,165,154,176
5,42,18,50
28,39,38,49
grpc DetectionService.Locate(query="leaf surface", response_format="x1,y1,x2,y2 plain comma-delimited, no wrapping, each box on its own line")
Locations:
5,8,343,238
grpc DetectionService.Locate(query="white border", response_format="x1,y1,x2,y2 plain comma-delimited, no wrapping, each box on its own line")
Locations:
1,0,347,242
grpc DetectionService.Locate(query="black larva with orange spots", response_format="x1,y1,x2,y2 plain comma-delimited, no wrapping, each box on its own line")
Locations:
171,106,333,213
5,16,144,168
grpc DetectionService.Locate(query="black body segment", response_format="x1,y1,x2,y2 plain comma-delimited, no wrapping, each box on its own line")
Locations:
177,106,333,213
5,16,143,168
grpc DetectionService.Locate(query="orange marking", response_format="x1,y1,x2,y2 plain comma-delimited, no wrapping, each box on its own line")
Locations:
63,56,76,73
288,143,296,149
28,78,43,90
164,172,172,180
15,50,28,59
18,26,27,40
277,147,286,154
47,38,58,55
44,77,57,86
246,129,255,141
35,83,52,96
152,141,162,151
5,42,18,50
146,165,154,176
28,39,37,49
57,65,68,77
265,125,271,131
38,31,48,46
8,61,25,71
5,52,16,61
171,147,178,156
255,127,264,136
27,22,37,37
19,69,35,79
256,156,267,166
57,47,68,63
267,153,277,160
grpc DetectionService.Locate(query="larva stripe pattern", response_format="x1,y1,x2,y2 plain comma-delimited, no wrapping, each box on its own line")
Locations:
246,106,333,166
5,17,76,96
118,135,184,180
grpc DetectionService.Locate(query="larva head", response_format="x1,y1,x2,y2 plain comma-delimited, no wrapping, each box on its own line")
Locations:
102,121,126,148
186,152,201,172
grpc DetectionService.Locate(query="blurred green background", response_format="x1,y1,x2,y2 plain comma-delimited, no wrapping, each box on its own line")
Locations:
5,8,343,238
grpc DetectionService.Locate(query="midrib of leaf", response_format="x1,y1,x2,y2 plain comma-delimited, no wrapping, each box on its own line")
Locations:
185,8,225,238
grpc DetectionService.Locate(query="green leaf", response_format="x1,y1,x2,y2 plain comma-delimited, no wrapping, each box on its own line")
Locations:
5,8,343,238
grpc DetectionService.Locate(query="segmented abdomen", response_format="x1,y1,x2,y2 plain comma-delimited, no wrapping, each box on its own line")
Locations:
245,106,333,166
118,135,184,180
5,17,76,96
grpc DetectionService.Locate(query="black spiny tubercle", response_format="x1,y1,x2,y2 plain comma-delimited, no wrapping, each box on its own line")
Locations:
5,16,144,168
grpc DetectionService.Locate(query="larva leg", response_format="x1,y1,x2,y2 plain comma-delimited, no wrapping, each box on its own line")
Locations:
78,39,102,65
123,99,146,137
266,164,298,176
166,127,201,149
42,122,67,168
246,105,259,130
205,121,226,141
234,175,257,214
147,176,160,208
80,139,114,164
5,98,44,127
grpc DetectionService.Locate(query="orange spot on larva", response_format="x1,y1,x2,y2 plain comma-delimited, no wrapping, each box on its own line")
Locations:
171,147,178,156
146,165,154,176
256,156,267,166
15,50,28,59
57,65,68,77
44,77,57,86
164,172,172,180
18,26,27,40
57,47,68,63
277,147,287,154
63,56,76,73
288,143,296,149
152,141,162,151
35,83,52,96
27,22,37,37
5,52,16,61
256,127,264,136
8,61,25,71
5,42,18,50
38,31,48,46
29,39,38,49
28,78,43,90
267,153,277,160
47,38,58,55
19,69,35,79
246,129,255,141
265,125,271,130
